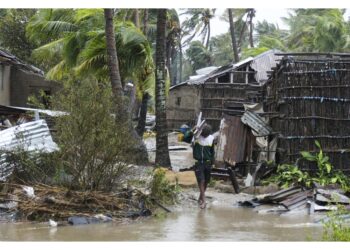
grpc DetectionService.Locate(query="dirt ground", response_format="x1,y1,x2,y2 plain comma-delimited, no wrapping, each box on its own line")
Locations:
143,133,258,209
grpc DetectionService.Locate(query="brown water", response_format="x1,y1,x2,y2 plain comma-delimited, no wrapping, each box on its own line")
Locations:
0,135,325,241
0,205,324,241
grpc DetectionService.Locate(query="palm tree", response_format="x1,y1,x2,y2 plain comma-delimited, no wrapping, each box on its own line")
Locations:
282,9,350,52
27,9,152,161
166,9,181,85
155,9,171,168
104,9,123,99
27,9,153,84
228,9,240,62
181,8,216,49
186,41,213,73
247,9,255,48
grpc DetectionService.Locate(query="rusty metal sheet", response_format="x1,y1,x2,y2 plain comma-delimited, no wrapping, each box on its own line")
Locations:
260,186,302,203
280,190,313,210
215,115,248,165
241,110,273,136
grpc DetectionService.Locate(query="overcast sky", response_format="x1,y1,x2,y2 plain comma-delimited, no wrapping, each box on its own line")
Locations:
179,8,350,38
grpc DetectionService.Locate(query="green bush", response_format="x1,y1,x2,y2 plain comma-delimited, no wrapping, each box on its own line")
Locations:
265,141,350,190
301,141,350,190
322,206,350,241
52,77,138,191
150,168,179,205
0,149,59,184
265,163,311,188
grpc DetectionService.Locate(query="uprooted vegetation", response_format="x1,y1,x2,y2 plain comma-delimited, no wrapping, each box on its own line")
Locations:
0,77,179,223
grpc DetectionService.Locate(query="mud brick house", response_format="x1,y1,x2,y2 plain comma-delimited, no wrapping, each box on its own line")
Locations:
0,49,59,107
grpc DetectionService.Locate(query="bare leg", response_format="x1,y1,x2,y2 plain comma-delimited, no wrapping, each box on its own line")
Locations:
199,181,206,208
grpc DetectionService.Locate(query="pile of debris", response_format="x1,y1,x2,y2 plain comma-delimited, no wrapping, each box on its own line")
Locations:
0,183,152,225
239,185,350,214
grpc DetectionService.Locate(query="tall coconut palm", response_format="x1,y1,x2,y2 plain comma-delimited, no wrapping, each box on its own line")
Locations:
155,9,171,168
27,9,153,85
27,9,152,161
181,8,216,49
283,9,350,52
247,9,255,48
186,41,213,73
166,9,181,85
227,9,240,62
104,9,123,99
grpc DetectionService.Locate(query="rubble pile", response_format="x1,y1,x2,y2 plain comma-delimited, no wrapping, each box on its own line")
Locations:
239,185,350,214
0,183,151,223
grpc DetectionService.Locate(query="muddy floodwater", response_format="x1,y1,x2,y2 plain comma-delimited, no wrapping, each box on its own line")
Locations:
0,135,326,241
0,200,325,241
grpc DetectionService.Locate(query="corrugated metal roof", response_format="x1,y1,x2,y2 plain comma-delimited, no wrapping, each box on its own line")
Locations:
250,49,282,84
0,119,58,152
6,106,67,117
186,49,281,86
0,120,58,181
0,49,44,75
241,110,273,136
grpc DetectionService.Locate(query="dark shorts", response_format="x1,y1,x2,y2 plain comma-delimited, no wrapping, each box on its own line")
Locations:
194,162,212,184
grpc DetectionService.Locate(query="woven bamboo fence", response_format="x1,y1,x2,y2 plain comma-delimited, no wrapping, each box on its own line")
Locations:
265,53,350,174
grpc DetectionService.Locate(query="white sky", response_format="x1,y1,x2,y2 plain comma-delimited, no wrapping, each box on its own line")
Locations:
181,8,350,38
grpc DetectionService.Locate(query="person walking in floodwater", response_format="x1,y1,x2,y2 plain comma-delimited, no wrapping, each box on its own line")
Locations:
192,124,215,209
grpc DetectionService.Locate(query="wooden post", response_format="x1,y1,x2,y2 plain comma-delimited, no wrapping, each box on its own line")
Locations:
226,162,240,194
245,65,249,84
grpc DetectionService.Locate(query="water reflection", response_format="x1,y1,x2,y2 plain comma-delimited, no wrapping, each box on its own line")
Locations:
0,206,324,241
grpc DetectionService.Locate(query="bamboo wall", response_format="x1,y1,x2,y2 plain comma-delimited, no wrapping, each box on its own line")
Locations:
200,82,262,130
265,54,350,173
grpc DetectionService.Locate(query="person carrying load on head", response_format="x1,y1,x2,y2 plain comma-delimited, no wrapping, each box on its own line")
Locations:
192,123,215,209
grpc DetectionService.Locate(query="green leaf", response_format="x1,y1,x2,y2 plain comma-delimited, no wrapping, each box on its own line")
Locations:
321,156,329,164
331,177,338,184
315,140,321,149
301,151,316,161
318,149,323,161
325,163,332,174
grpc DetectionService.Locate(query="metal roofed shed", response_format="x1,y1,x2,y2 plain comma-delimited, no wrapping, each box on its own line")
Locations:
167,49,282,131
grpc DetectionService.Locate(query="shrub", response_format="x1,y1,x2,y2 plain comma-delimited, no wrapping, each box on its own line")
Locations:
52,77,138,191
322,206,350,241
149,168,179,205
265,141,350,190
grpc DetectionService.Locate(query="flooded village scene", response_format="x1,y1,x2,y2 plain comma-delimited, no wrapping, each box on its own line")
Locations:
1,4,350,244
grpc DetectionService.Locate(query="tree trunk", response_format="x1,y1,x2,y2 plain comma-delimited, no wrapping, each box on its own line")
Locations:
142,9,149,35
104,9,124,98
155,9,171,168
136,92,150,136
206,22,211,49
133,9,140,28
179,40,183,83
104,8,148,164
171,46,177,85
228,9,240,63
166,39,172,85
249,9,254,48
